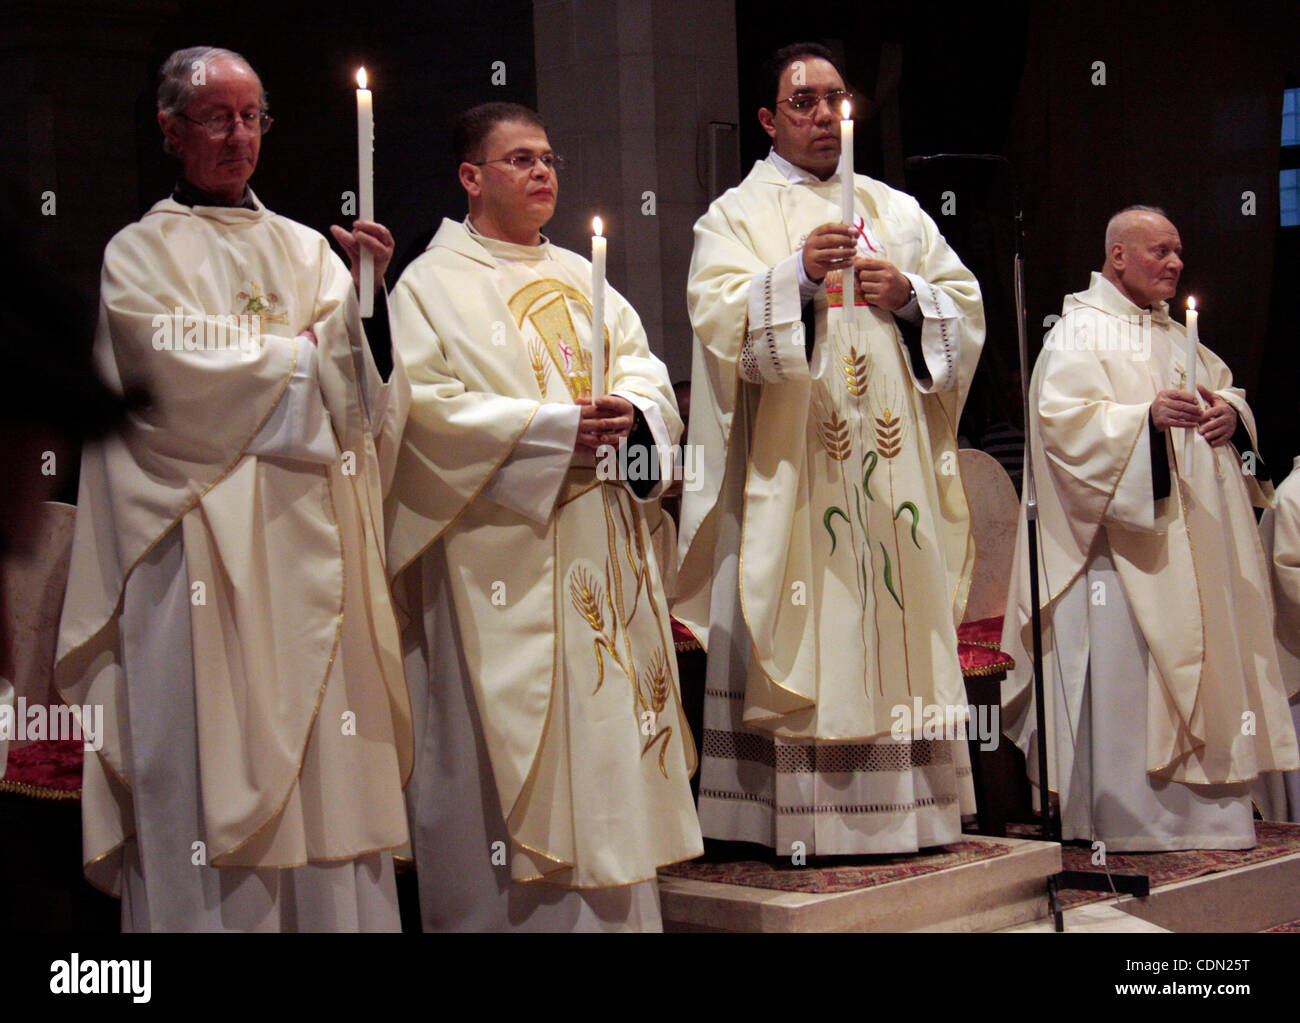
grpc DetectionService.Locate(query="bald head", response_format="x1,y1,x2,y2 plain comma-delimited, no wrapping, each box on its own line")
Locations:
1101,206,1184,308
1104,206,1168,253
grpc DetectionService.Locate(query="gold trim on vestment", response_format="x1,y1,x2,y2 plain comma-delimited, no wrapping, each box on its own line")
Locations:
510,849,704,891
81,830,130,897
557,467,601,507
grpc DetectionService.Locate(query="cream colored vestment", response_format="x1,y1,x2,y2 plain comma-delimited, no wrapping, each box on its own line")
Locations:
676,155,985,854
55,194,413,926
1255,456,1300,822
387,219,702,919
1001,273,1299,848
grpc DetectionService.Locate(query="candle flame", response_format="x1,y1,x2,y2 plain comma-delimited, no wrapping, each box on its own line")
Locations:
356,67,368,90
1187,296,1196,311
841,98,852,120
592,216,603,237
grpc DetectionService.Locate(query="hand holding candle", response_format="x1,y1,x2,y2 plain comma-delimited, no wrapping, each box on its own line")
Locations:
356,68,374,317
590,217,606,397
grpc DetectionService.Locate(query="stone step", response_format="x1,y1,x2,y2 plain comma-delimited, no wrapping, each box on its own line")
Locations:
659,835,1061,933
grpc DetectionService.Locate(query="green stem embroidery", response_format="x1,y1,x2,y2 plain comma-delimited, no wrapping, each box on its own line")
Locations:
894,501,921,549
823,506,850,554
862,450,878,501
880,541,902,608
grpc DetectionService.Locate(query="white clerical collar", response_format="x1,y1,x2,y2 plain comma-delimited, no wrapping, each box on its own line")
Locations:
1088,271,1172,325
464,217,552,262
768,148,837,186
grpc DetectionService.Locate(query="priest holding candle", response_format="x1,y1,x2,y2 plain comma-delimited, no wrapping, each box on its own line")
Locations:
56,45,412,931
1001,205,1299,851
677,42,985,856
386,101,699,931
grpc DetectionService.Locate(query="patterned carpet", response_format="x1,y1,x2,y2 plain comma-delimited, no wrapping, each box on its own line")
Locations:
1052,821,1300,911
659,839,1013,894
659,822,1300,904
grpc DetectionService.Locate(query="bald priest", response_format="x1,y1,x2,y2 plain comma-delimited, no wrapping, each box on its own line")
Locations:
1001,205,1300,851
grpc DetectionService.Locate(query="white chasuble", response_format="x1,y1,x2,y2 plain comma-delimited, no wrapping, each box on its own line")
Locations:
387,220,701,924
676,157,985,854
1254,456,1300,822
55,194,413,927
1002,273,1300,850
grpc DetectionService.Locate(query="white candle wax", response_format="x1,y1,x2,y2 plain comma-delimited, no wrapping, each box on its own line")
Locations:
356,69,375,317
838,100,854,324
590,218,606,397
839,106,854,226
1184,298,1199,475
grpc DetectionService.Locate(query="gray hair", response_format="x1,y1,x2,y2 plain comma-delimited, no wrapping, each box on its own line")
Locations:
1104,204,1168,253
157,46,266,155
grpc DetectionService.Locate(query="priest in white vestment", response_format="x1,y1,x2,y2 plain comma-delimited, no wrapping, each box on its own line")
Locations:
54,47,413,931
1002,206,1300,851
675,44,985,856
1256,458,1300,821
386,103,702,932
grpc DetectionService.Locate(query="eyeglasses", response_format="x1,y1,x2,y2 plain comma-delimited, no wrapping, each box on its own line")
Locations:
775,89,851,117
179,110,274,138
475,152,565,172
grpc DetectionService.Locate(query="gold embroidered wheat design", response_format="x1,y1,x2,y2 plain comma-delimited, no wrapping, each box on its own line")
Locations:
818,410,852,462
842,346,869,396
569,565,605,632
639,649,674,776
527,339,550,396
644,648,670,714
873,408,903,459
569,564,630,693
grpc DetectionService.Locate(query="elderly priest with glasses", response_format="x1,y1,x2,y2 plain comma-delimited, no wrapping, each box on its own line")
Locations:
55,46,413,931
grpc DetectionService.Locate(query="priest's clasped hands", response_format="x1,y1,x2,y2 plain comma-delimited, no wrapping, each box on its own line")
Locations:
1151,386,1237,446
575,394,635,452
802,222,912,310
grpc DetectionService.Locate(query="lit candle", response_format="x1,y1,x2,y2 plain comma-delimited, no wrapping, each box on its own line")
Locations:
356,68,375,317
839,98,854,227
1184,297,1199,475
839,98,855,322
590,217,606,397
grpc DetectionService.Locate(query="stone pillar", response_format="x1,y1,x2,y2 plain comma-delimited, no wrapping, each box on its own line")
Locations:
533,0,739,380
